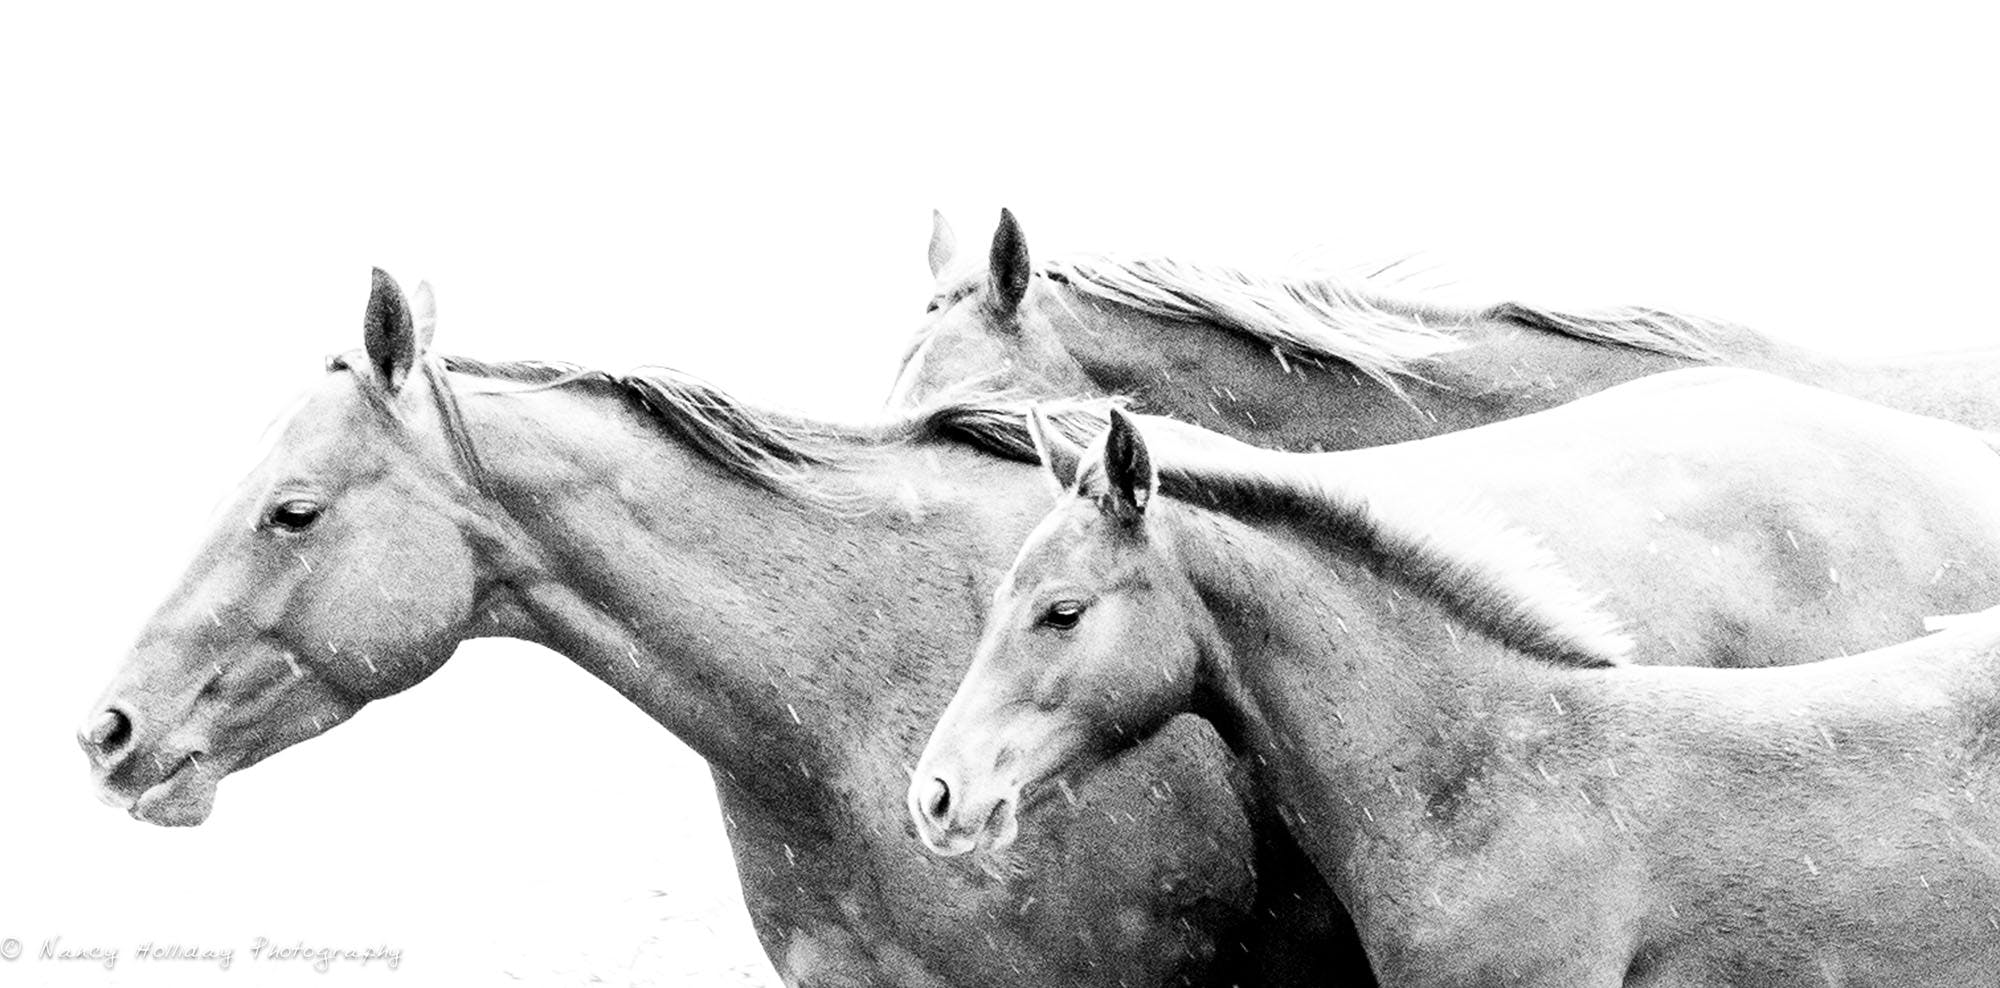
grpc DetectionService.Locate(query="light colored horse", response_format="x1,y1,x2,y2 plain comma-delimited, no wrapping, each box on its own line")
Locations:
76,271,1308,988
893,210,2000,447
912,408,2000,986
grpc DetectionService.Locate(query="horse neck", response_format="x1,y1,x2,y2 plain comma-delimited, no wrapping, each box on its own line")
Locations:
1164,505,1576,890
458,382,1040,809
1047,287,1710,451
1048,289,1458,451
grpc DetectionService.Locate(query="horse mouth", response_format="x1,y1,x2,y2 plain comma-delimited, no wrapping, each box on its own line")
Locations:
126,752,220,827
972,797,1021,855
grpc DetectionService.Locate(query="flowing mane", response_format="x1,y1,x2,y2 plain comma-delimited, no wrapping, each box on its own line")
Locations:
1045,253,1733,386
330,352,1111,506
1080,438,1633,668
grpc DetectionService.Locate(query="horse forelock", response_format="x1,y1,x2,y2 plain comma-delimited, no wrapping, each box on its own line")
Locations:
1043,253,1739,381
1156,457,1633,670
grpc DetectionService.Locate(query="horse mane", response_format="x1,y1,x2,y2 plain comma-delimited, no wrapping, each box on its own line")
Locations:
1045,253,1733,387
1088,442,1633,669
331,352,1111,506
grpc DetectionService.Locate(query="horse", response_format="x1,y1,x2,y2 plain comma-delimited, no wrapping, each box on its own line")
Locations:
892,210,2000,448
74,270,1338,988
911,408,2000,986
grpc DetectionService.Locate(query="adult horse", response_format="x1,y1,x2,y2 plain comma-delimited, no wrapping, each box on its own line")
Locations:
893,210,2000,446
75,271,1331,988
911,409,2000,986
78,273,2000,986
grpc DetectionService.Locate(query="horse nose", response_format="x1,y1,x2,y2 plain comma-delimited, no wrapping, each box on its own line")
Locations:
919,777,953,827
78,707,135,766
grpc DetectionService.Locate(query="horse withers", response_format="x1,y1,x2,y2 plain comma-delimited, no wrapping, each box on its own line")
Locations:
912,408,2000,986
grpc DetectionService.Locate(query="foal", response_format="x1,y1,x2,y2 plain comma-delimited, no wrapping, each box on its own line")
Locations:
912,408,2000,986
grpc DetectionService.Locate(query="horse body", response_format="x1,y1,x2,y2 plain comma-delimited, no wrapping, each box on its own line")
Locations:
897,211,2000,448
465,381,1270,987
1202,522,2000,987
913,409,2000,986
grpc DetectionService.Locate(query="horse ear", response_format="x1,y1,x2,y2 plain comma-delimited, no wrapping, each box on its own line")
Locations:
363,268,422,392
987,207,1031,316
928,210,959,278
1027,407,1086,497
1101,408,1156,521
411,280,438,353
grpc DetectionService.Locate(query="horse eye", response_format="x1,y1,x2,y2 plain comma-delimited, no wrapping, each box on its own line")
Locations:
1040,601,1085,631
268,500,322,532
925,299,943,314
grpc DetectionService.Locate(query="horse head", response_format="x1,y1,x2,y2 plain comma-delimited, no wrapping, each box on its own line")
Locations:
79,270,511,825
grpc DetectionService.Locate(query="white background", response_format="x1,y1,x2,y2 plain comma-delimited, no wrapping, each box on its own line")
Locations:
2,3,1994,985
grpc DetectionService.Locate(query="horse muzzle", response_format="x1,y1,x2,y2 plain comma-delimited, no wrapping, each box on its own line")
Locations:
908,773,1022,857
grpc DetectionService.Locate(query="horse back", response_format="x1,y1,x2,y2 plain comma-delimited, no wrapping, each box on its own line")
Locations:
1336,367,2000,668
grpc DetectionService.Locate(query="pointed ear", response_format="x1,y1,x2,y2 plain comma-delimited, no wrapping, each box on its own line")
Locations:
1027,407,1086,497
928,210,959,278
1100,408,1156,522
411,280,438,353
987,207,1031,316
363,268,421,392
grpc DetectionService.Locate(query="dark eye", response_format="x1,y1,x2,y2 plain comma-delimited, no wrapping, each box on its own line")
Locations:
268,500,322,532
925,298,943,314
1039,600,1085,630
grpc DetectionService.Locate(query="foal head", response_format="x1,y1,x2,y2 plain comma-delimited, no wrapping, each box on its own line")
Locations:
78,270,504,825
910,409,1207,856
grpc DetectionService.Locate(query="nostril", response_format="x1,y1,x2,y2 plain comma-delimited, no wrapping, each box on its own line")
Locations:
80,708,133,757
924,778,952,821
